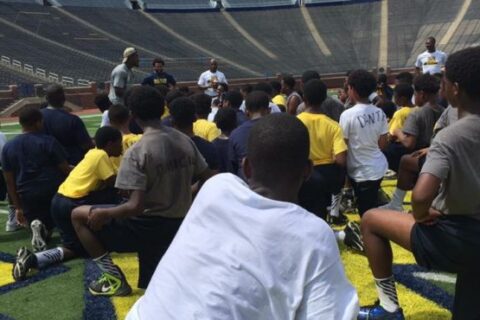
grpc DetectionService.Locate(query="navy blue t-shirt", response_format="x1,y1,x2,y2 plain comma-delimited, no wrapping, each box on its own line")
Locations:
191,136,219,171
142,71,176,88
1,132,67,194
228,119,258,177
212,138,230,173
235,109,248,127
41,108,91,165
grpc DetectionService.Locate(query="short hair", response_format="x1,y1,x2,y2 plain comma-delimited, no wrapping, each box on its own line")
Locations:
128,86,165,121
45,84,65,107
240,84,252,94
270,80,281,93
413,74,440,94
178,86,192,96
395,72,414,85
152,58,164,66
427,36,436,43
94,93,112,112
394,83,414,100
169,97,196,127
377,101,396,119
108,104,130,125
94,126,122,149
223,91,243,109
347,69,377,98
245,91,270,113
247,113,309,182
154,85,169,98
377,73,388,84
303,79,327,106
445,46,480,101
214,107,237,132
191,93,212,116
282,76,296,89
253,82,273,96
301,70,321,84
165,90,184,106
19,107,42,127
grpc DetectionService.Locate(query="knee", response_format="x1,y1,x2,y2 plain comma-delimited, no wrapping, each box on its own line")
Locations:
71,206,89,226
360,209,381,235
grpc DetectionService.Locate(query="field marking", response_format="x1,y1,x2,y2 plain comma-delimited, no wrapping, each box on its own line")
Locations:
440,0,472,46
141,11,262,77
221,11,278,60
413,272,456,284
378,0,389,68
300,7,332,56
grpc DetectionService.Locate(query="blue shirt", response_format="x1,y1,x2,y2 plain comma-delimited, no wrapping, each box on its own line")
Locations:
212,137,230,173
1,132,67,194
228,119,258,177
41,108,91,165
191,136,219,171
142,71,176,88
235,109,248,127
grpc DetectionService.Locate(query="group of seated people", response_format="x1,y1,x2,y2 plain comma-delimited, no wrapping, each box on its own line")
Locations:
2,46,480,320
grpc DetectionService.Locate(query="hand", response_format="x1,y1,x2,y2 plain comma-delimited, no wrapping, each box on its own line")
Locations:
87,208,111,232
411,148,429,158
15,208,27,226
415,208,442,225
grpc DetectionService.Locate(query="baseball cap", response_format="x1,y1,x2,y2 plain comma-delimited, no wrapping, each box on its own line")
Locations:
122,47,137,63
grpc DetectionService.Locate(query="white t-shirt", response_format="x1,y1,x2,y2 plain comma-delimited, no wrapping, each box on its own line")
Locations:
108,63,135,105
340,103,388,181
100,110,110,127
197,70,228,97
415,50,447,74
127,173,359,320
240,101,282,113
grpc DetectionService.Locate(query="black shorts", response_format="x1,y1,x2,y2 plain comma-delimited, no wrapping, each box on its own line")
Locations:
96,214,183,289
411,215,480,319
19,190,56,230
383,142,408,173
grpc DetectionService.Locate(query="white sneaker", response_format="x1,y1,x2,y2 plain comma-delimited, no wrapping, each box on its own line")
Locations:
6,208,20,232
30,220,47,252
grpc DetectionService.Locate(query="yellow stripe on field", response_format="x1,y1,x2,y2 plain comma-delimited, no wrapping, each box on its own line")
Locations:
0,261,14,287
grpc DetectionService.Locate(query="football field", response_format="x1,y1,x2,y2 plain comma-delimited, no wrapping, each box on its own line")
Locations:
0,114,454,319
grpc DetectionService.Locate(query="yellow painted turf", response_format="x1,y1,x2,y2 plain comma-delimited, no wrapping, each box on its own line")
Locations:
0,261,14,287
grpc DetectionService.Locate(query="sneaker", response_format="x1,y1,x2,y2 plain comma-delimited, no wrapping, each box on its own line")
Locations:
31,220,48,252
5,207,20,232
344,221,364,252
358,304,405,319
327,212,349,226
384,169,397,180
89,267,132,296
12,247,37,281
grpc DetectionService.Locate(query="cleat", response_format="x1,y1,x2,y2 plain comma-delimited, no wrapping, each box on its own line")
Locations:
358,304,405,319
327,212,349,226
5,207,20,232
344,221,364,252
89,267,132,296
31,220,48,252
12,247,37,281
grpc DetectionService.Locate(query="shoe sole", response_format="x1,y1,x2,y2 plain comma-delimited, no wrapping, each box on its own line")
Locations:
31,220,47,252
345,222,364,252
13,248,31,281
88,285,132,296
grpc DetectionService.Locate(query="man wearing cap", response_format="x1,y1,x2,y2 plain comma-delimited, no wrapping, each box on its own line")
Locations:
108,48,139,105
198,59,228,97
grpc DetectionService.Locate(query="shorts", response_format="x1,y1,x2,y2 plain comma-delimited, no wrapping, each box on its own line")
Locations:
19,190,57,230
383,142,408,173
411,215,480,319
349,178,382,216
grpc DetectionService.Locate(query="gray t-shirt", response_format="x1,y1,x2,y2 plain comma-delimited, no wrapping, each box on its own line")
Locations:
402,103,444,149
296,97,344,122
433,105,458,135
108,63,134,105
116,125,208,218
421,114,480,218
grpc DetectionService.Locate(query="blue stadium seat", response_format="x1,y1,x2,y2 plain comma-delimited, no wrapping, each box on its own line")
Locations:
141,0,216,10
55,0,132,8
222,0,297,9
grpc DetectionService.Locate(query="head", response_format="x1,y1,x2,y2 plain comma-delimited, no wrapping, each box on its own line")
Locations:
45,84,65,108
108,104,130,129
245,91,270,116
191,93,212,118
395,71,414,86
94,92,112,113
216,82,228,97
128,86,165,122
301,70,321,85
223,90,243,109
393,83,414,106
270,80,282,95
244,113,311,195
253,82,274,99
154,85,169,99
214,107,237,136
240,84,253,99
152,58,165,73
19,107,43,132
303,79,327,109
165,90,185,109
425,37,436,53
123,47,139,68
169,97,196,130
413,74,440,106
377,73,388,86
377,100,396,120
281,76,296,94
444,46,480,113
94,126,122,157
347,69,377,102
209,58,218,72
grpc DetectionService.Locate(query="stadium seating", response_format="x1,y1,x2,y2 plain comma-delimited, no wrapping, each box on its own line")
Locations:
140,0,216,10
222,0,297,9
55,0,132,8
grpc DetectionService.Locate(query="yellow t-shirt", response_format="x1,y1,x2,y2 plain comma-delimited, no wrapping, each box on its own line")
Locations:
58,148,116,199
389,106,413,135
272,94,287,108
193,119,221,142
111,133,143,171
297,112,347,166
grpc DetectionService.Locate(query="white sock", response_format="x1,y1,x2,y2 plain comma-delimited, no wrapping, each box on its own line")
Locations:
335,230,346,242
35,247,64,269
330,193,342,217
375,276,399,313
390,188,406,209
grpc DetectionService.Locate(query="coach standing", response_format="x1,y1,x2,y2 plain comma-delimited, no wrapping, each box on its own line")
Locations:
415,37,447,75
198,58,228,97
109,47,139,105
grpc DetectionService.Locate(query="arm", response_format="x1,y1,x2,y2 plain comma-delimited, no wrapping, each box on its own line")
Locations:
395,129,417,150
287,95,301,115
334,151,347,168
378,133,388,150
98,189,144,220
412,173,441,222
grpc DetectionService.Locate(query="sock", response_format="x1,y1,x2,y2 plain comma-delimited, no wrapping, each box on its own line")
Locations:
35,247,64,269
375,276,400,313
94,252,121,278
390,188,407,209
330,193,342,217
335,230,346,242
